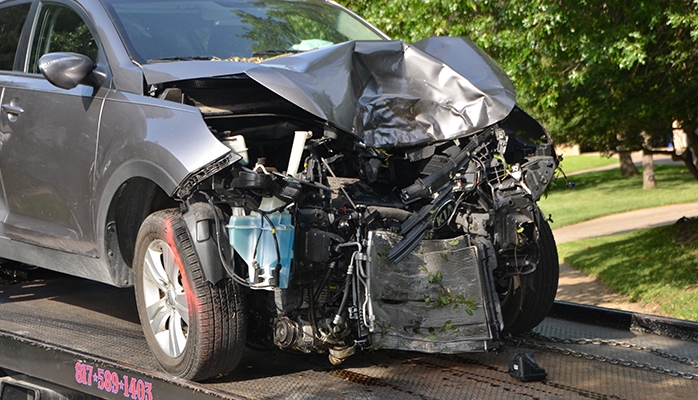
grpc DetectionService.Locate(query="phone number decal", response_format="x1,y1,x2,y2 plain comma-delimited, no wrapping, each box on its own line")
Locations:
75,362,153,400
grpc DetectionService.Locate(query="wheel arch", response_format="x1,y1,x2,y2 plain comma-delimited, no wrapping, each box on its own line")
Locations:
98,161,180,287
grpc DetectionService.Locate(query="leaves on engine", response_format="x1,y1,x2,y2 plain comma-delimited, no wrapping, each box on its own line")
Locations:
419,267,478,314
427,270,443,284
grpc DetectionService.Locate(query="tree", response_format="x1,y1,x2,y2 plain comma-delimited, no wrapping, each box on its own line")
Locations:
338,0,698,183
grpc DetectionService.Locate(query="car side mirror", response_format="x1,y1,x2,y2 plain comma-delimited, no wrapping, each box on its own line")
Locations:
38,52,104,90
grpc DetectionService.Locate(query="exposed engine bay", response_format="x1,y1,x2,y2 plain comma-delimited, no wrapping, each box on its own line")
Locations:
147,38,558,364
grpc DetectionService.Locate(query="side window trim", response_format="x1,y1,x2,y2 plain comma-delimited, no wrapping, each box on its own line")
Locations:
15,0,41,73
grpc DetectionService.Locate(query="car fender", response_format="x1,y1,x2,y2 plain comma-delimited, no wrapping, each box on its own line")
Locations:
93,92,234,283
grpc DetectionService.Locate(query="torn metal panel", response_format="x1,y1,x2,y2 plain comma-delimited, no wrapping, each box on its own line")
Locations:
369,231,499,353
142,37,516,148
173,152,241,199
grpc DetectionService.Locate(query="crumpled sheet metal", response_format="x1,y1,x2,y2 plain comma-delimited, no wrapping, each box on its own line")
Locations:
142,37,516,148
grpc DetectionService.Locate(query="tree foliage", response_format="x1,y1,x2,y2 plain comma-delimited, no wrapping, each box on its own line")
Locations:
0,4,31,70
338,0,698,179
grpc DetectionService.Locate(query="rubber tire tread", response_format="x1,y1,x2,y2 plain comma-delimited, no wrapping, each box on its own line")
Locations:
134,209,246,381
502,216,559,334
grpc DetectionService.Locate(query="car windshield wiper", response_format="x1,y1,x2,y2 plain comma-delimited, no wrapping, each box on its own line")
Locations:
147,56,220,63
251,49,303,57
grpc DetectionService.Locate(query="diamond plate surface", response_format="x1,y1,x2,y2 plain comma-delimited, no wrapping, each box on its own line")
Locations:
1,270,698,399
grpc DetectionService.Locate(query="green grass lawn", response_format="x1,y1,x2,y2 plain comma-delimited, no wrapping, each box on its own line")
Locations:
546,158,698,321
538,165,698,227
558,154,618,174
557,218,698,320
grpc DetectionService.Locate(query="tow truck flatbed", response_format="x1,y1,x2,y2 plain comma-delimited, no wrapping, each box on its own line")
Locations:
1,270,698,399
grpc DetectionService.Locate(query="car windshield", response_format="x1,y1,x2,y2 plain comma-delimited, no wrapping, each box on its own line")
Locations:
100,0,385,63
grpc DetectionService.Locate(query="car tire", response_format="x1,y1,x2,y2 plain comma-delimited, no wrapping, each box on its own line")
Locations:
133,208,246,381
499,215,559,334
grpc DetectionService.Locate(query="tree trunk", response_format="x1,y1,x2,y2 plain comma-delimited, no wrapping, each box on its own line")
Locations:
642,150,656,189
619,150,639,176
640,131,656,189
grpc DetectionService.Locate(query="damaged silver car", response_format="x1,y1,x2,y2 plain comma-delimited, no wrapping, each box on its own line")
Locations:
0,0,558,381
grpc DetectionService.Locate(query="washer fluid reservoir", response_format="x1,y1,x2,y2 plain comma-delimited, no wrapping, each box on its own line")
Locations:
227,197,294,290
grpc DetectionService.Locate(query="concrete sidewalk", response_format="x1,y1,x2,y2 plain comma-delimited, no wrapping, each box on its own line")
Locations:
552,202,698,244
552,202,698,316
555,154,695,244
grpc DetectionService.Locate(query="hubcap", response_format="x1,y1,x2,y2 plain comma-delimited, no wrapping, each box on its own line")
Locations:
142,239,189,357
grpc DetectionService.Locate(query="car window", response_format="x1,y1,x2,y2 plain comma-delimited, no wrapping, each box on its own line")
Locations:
0,3,31,71
27,2,98,74
101,0,384,63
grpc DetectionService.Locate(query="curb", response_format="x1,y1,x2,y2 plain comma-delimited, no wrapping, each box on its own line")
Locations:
549,301,698,342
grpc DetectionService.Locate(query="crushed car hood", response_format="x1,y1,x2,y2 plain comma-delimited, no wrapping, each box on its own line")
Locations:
142,37,516,148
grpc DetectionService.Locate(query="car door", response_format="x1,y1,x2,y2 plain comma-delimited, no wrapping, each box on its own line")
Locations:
0,1,33,238
0,1,110,256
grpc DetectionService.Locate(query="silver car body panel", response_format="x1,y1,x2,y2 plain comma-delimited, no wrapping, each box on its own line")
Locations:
0,0,232,285
141,37,516,149
95,91,232,194
0,76,106,256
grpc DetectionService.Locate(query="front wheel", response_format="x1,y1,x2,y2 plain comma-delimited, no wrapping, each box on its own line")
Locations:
133,209,246,381
498,215,559,334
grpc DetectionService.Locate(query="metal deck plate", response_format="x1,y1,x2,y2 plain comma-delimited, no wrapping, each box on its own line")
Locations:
1,270,698,399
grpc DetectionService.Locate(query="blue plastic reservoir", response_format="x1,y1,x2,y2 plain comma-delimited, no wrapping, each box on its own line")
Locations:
227,208,294,290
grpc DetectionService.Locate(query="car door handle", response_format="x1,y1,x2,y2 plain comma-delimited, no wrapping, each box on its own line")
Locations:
1,104,24,116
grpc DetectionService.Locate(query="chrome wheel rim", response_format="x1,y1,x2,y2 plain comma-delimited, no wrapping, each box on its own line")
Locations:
142,239,189,357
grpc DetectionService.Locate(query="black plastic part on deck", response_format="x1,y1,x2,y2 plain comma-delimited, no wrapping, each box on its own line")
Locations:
507,353,547,382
